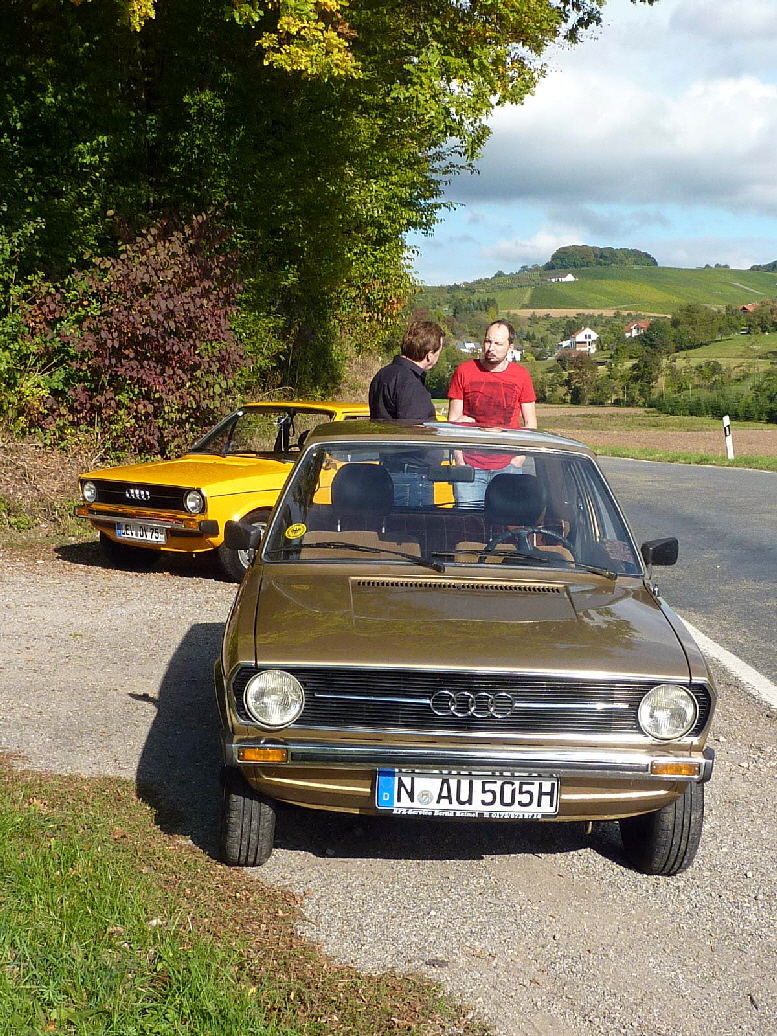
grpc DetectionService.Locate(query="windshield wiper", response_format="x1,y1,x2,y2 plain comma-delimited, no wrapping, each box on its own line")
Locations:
572,562,618,580
265,541,446,574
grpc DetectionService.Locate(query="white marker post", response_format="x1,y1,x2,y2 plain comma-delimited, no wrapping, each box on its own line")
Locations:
722,414,734,460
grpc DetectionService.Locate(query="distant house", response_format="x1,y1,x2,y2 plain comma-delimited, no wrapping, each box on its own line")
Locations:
457,341,522,362
459,341,480,353
556,327,598,356
546,272,577,283
624,319,651,338
507,346,523,363
740,303,758,313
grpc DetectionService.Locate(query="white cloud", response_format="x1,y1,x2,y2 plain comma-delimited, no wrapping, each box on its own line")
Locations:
670,0,777,43
448,74,777,215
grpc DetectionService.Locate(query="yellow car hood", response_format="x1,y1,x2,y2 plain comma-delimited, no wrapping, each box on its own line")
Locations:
81,453,294,497
247,569,691,682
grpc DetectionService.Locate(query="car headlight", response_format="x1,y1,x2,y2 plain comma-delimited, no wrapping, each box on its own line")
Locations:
244,670,304,729
183,489,205,514
81,480,97,504
638,684,698,740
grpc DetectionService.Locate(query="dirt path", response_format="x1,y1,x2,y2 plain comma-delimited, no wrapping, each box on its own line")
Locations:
2,546,776,1036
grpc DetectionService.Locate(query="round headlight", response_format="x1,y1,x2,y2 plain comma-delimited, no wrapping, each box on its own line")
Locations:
638,684,698,741
183,489,205,514
81,480,97,504
244,670,304,729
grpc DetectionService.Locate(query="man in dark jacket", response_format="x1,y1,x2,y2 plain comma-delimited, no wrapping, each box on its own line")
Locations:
368,321,444,422
369,321,445,506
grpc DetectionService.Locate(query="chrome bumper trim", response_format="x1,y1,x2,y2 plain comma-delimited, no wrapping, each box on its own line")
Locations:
225,740,714,782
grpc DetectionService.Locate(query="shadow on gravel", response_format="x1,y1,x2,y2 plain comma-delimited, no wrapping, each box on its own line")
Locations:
135,622,225,858
269,802,615,864
54,540,228,581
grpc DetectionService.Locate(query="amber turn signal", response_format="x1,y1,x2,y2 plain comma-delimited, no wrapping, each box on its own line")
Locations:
237,746,288,763
650,760,701,777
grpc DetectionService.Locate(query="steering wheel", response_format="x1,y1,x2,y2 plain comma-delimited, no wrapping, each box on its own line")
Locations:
484,526,575,557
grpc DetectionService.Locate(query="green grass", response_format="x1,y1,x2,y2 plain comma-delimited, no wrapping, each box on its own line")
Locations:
670,333,777,369
421,266,777,315
0,760,485,1036
591,448,777,471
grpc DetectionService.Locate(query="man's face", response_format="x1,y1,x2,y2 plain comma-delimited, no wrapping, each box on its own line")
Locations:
482,324,511,369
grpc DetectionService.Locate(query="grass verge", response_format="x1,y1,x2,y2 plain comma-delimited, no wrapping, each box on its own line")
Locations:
0,758,486,1036
584,448,777,471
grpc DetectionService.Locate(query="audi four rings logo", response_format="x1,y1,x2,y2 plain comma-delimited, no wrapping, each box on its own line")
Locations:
430,689,516,719
125,487,151,501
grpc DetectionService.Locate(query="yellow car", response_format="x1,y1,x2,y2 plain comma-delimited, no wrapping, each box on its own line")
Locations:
76,401,369,581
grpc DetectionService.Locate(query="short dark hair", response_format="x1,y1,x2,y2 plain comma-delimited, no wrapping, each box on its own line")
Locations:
485,319,516,345
401,321,445,362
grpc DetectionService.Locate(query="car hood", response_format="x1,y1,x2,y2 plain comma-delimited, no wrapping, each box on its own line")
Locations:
81,454,293,495
247,569,691,681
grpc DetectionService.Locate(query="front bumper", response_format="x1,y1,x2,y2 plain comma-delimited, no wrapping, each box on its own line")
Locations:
224,735,715,782
75,505,218,546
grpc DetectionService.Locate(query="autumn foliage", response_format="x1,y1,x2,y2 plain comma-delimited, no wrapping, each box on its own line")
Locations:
24,215,245,456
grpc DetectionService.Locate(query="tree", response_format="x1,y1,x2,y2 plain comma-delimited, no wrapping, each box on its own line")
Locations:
1,0,659,411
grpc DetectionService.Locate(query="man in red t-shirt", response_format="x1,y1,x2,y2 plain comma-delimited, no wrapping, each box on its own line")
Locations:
447,320,537,504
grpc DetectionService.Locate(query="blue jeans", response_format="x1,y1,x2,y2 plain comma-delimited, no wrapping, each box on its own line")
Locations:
390,472,434,508
453,465,521,509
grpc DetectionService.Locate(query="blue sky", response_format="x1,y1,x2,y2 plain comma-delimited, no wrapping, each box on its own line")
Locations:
407,0,777,285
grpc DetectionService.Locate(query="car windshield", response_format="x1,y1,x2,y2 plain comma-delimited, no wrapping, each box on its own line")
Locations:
262,441,642,576
190,406,336,456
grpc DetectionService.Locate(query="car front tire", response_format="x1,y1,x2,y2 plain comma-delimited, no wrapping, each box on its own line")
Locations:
219,767,276,866
98,531,161,570
216,508,270,582
619,781,704,876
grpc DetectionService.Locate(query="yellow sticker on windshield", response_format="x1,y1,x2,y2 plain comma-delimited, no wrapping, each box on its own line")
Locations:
284,523,307,539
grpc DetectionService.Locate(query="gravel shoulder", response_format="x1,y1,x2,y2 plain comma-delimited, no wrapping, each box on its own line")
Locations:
2,545,776,1036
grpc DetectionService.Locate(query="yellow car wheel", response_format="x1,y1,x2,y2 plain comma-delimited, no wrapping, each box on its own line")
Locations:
216,508,271,582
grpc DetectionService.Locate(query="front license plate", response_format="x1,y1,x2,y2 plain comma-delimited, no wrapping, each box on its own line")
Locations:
376,770,559,819
116,522,166,544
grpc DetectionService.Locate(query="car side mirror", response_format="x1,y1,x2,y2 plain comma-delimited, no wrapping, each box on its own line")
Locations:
224,519,264,552
640,537,678,567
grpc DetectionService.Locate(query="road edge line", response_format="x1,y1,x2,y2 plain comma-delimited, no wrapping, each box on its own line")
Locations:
683,619,777,711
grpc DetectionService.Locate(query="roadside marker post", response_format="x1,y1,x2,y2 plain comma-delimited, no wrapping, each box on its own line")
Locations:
722,414,734,460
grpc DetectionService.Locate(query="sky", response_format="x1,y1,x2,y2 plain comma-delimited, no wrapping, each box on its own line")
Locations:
406,0,777,285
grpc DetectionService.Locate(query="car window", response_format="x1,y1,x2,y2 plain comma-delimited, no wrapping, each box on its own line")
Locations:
262,442,642,575
191,407,336,455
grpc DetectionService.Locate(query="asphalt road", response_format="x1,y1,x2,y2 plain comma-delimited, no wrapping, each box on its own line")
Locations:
599,458,777,686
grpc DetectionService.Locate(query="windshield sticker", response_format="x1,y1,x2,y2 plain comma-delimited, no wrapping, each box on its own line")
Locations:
284,523,307,539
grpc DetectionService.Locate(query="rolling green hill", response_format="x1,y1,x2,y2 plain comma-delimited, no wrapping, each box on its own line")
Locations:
421,266,777,314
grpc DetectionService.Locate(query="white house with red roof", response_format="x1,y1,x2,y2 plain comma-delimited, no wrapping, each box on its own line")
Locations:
624,319,652,338
556,327,598,355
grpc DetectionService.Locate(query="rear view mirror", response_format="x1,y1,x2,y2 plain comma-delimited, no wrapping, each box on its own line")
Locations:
640,537,678,567
224,520,263,552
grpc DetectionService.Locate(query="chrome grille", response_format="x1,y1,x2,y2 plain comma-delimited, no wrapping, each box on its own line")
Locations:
91,480,195,511
231,667,713,737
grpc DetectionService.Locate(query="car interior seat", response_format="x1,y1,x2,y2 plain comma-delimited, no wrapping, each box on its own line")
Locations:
455,472,573,564
303,463,420,557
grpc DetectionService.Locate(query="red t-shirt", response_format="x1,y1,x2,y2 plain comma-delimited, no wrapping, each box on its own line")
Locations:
447,360,536,469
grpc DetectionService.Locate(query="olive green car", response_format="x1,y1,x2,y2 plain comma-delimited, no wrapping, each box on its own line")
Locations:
215,422,716,874
76,401,369,581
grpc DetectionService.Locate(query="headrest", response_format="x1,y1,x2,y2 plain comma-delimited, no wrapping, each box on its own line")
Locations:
484,473,546,527
331,463,394,516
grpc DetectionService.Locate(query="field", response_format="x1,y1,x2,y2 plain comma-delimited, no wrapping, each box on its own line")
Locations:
422,266,777,316
537,405,777,466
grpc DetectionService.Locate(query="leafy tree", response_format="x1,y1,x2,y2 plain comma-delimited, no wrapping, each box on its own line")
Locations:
24,214,245,455
1,0,660,432
565,353,598,404
544,245,657,269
